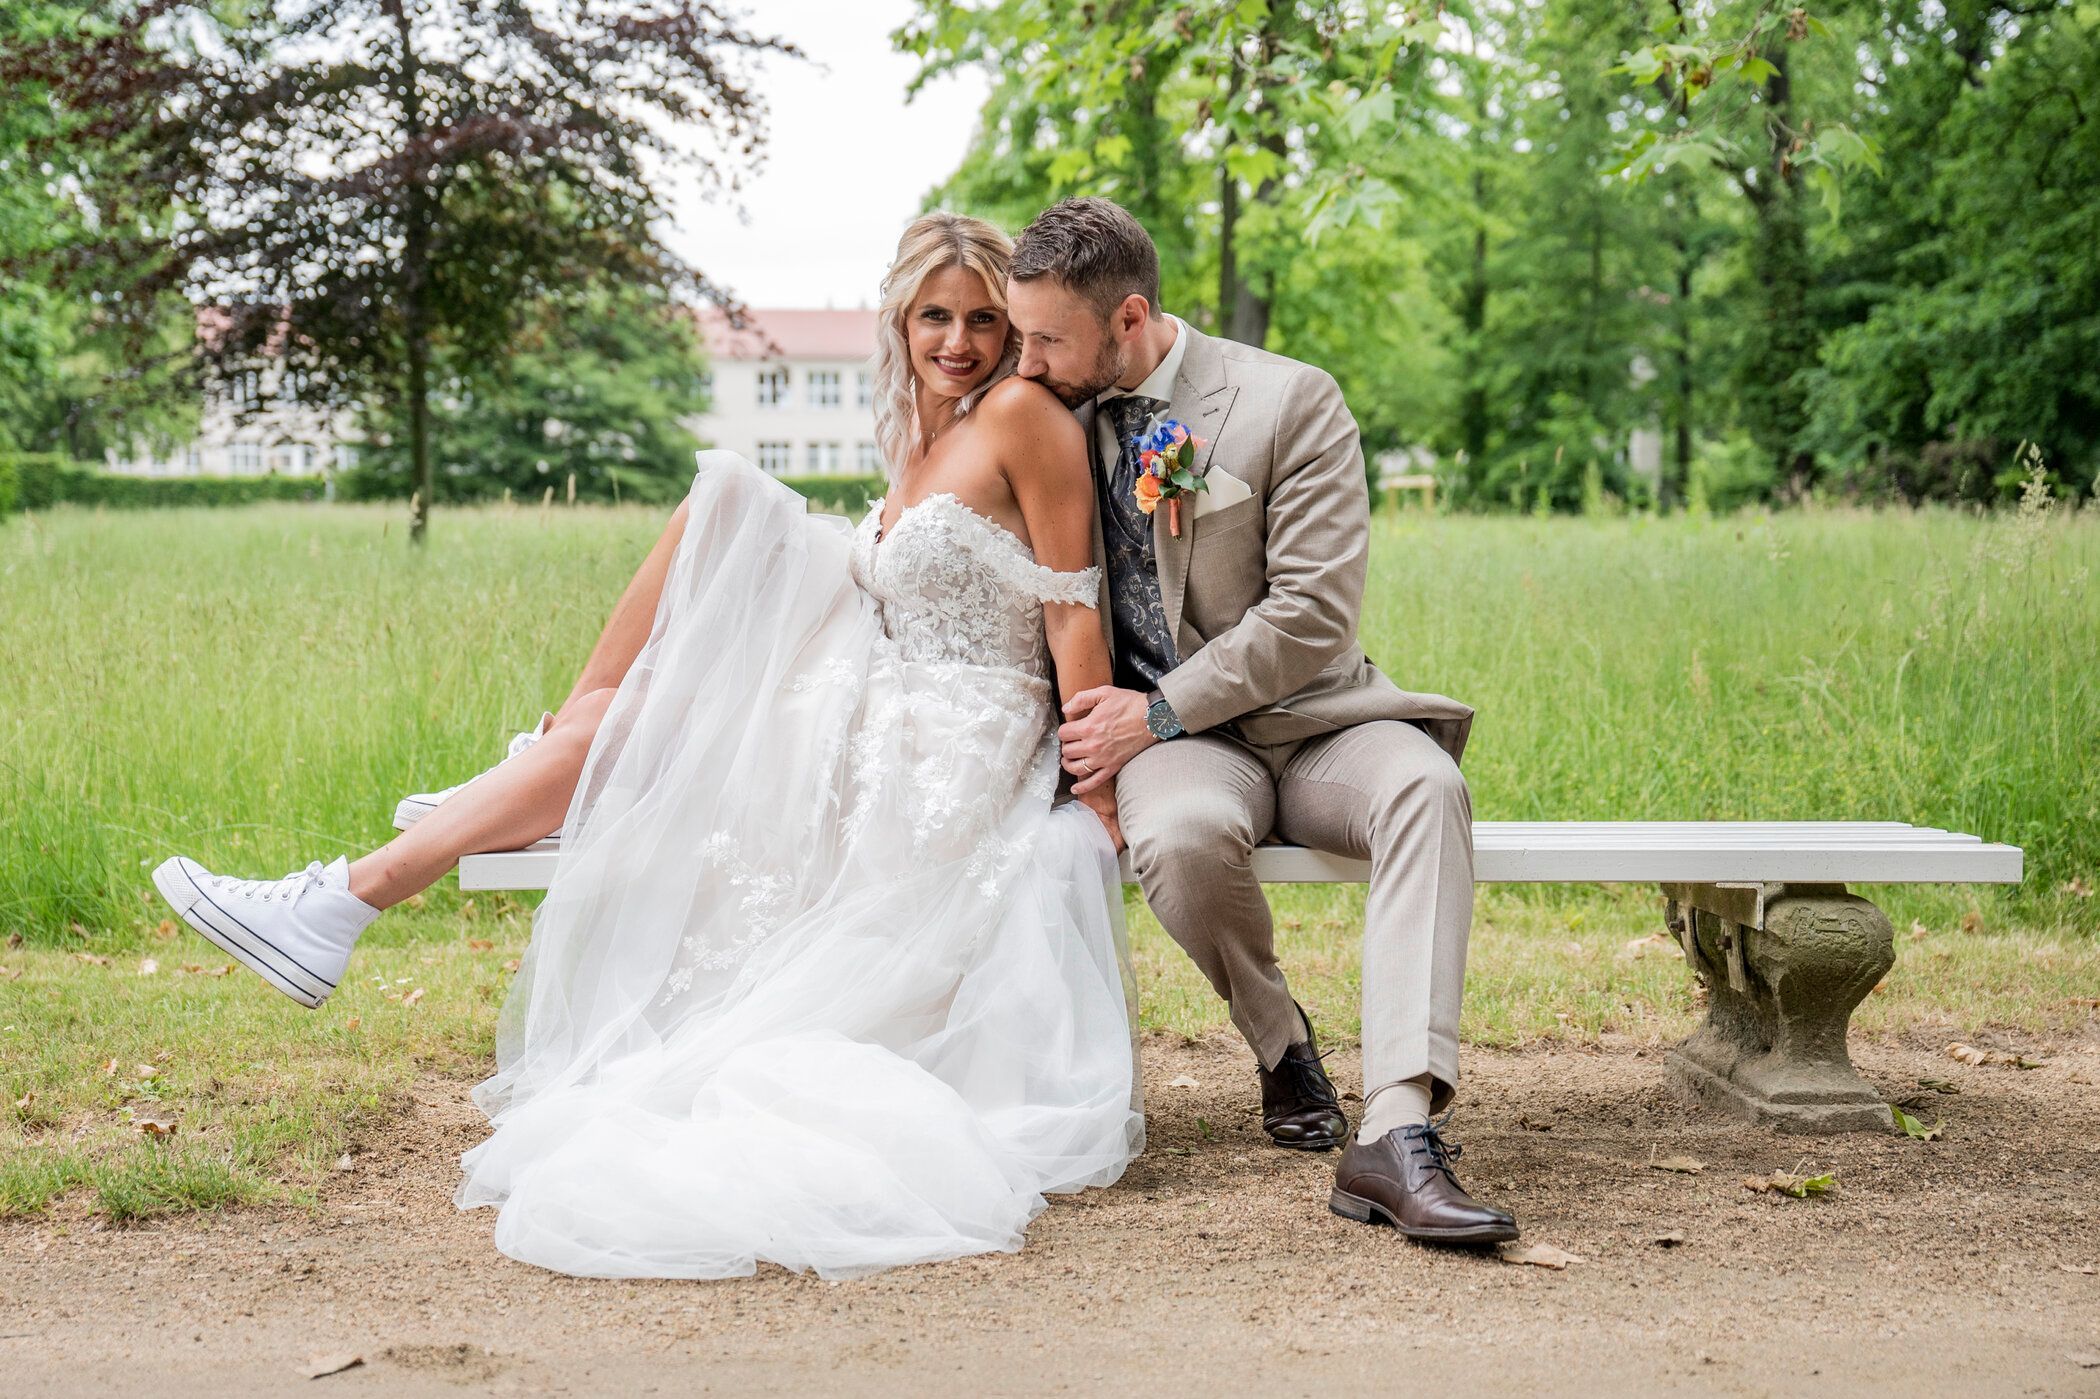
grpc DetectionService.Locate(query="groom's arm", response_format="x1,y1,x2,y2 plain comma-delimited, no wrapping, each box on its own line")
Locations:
1153,365,1368,735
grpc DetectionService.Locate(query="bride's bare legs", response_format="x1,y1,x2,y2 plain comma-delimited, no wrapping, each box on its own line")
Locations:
348,688,619,909
553,498,690,723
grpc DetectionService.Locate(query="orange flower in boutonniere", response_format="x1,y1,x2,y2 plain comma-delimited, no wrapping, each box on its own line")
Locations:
1133,471,1164,514
1132,419,1208,536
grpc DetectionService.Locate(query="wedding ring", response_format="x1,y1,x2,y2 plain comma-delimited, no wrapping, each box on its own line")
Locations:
1080,759,1097,774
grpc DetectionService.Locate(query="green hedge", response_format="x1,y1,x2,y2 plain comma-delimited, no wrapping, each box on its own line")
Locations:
775,473,886,514
0,453,323,513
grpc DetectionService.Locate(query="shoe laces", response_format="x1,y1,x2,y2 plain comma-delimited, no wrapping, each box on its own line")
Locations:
1399,1112,1464,1185
1274,1044,1339,1106
211,860,329,905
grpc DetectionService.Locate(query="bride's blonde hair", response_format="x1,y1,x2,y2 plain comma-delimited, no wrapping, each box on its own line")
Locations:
871,212,1020,481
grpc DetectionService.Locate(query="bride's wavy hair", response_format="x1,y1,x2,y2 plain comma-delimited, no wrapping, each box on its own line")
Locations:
871,212,1021,481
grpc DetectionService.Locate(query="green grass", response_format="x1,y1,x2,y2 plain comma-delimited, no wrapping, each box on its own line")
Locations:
2,496,2096,1218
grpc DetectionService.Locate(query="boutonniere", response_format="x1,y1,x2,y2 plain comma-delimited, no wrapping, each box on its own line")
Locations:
1133,419,1208,537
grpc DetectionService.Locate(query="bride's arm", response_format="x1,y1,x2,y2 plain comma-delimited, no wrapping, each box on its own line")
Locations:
988,379,1122,847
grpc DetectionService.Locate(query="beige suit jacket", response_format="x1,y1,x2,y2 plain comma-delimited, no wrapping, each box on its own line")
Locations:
1079,324,1474,764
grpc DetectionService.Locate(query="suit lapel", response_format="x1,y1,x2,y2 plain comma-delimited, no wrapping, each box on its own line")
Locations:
1154,328,1238,647
1071,399,1116,661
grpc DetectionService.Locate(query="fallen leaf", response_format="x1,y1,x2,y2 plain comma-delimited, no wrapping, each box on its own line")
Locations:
154,919,178,940
12,1090,34,1112
1908,919,1930,941
2068,998,2100,1010
502,958,520,973
1166,1074,1201,1089
72,952,111,966
134,1064,158,1079
1649,1155,1706,1174
1960,910,1984,934
204,964,234,978
1742,1170,1836,1199
1890,1104,1943,1141
138,957,159,976
1652,1230,1687,1247
1622,932,1678,959
333,1153,354,1172
465,938,493,952
401,987,425,1007
101,1058,119,1077
128,1104,178,1137
1916,1077,1961,1094
343,1016,361,1032
303,1353,364,1379
1498,1241,1581,1269
2061,878,2092,899
5,930,19,948
1946,1042,2044,1070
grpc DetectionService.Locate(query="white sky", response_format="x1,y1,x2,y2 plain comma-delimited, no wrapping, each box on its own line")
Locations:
662,0,991,311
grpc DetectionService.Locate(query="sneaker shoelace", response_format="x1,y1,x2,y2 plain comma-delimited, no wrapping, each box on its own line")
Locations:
211,860,330,905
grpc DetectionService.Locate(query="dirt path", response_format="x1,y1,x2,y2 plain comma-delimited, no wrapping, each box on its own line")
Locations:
6,1034,2098,1397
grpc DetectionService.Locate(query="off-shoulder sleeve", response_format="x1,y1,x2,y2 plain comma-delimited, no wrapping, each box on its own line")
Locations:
1033,563,1102,608
985,547,1101,608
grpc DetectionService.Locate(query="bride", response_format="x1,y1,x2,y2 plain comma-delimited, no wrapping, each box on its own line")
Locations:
150,212,1145,1280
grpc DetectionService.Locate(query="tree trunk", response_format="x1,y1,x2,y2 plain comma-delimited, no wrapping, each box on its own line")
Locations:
390,0,434,544
1741,44,1816,494
1458,167,1491,472
1217,19,1281,348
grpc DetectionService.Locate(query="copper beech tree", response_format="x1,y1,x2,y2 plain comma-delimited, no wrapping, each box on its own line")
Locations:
8,1,790,540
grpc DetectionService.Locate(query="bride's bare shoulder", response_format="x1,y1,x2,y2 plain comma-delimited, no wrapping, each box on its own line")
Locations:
976,376,1085,453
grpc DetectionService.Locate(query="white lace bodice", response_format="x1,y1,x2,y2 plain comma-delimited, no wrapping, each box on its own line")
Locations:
850,493,1101,681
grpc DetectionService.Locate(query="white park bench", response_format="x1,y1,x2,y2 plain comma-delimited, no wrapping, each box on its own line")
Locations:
459,821,2022,1135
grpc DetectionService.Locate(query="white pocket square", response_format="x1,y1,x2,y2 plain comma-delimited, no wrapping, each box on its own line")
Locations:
1194,467,1254,516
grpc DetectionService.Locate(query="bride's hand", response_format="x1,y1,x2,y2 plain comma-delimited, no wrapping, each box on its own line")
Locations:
1076,786,1125,854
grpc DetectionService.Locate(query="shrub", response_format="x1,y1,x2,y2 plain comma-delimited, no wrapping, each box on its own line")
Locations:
0,453,324,511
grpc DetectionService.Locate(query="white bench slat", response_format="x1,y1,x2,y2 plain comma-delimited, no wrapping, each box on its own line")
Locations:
458,822,2022,892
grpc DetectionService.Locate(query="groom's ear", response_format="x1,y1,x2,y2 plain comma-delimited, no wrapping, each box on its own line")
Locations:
1112,293,1152,343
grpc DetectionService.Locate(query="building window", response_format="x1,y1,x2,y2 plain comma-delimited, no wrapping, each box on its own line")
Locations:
807,441,843,474
856,370,873,408
755,367,789,408
857,441,882,474
335,444,360,472
808,370,840,408
756,441,791,473
229,442,262,474
184,447,203,472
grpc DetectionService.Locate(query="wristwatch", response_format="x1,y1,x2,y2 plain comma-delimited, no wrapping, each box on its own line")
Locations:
1144,690,1185,741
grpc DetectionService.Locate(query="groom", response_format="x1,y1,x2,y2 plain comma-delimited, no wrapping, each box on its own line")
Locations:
1008,198,1515,1244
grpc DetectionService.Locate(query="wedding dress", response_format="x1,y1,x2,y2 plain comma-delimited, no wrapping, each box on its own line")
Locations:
453,450,1144,1280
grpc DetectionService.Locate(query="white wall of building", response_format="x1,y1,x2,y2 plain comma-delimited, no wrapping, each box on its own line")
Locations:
686,356,883,476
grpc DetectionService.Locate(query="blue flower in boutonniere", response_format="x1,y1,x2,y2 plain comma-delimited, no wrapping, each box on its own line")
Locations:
1133,418,1208,537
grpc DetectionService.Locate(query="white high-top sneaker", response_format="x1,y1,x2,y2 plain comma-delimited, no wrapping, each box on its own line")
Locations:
393,712,556,836
151,855,380,1008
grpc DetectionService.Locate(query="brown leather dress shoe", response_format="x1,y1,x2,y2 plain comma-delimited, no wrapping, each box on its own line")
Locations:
1258,1009,1348,1151
1329,1120,1519,1244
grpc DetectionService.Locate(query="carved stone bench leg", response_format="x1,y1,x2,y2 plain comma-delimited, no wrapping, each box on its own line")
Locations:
1660,882,1895,1133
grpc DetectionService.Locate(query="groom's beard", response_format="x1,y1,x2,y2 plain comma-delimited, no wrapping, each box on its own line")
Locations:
1036,339,1127,409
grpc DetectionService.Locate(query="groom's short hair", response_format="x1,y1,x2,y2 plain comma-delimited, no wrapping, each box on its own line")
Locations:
1011,198,1161,321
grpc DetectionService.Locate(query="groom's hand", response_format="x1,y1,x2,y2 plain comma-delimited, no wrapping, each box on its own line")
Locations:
1058,686,1155,796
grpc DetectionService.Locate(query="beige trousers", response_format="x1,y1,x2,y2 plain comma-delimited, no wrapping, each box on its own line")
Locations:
1114,719,1472,1111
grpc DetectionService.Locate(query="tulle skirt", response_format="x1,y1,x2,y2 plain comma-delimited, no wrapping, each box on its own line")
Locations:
454,454,1144,1280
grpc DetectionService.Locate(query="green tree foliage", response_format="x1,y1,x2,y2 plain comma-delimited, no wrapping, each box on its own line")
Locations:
350,289,711,505
903,0,2097,507
5,1,787,540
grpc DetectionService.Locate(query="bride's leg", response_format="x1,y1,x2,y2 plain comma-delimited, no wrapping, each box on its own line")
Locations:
552,499,690,723
350,688,619,908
